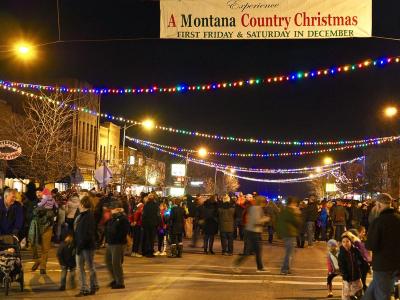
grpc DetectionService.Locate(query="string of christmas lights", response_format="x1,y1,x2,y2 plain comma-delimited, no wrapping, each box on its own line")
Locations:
219,169,337,184
2,82,399,149
127,135,399,160
126,136,339,183
126,136,364,174
1,55,399,96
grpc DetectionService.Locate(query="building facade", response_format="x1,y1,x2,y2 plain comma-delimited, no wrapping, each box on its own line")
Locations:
122,146,166,195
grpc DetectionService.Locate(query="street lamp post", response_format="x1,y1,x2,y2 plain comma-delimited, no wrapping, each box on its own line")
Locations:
121,123,136,190
121,118,155,192
184,147,208,194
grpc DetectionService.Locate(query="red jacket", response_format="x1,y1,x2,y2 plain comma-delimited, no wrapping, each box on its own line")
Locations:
133,206,143,226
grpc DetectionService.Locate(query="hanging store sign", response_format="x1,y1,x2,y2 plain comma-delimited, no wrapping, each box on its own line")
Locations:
160,0,371,40
0,140,22,160
171,164,186,177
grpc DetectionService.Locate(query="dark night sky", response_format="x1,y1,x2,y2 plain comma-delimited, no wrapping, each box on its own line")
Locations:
0,0,400,196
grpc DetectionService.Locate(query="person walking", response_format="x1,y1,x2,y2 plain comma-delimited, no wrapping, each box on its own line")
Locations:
338,233,363,300
74,196,98,297
104,201,130,289
233,196,269,272
276,196,302,275
218,195,235,255
141,194,160,257
364,193,400,300
30,188,57,275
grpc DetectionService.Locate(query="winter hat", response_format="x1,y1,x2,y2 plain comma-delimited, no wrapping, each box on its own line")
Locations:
137,202,144,208
375,193,393,205
42,188,51,197
223,195,230,203
327,239,338,248
341,231,356,242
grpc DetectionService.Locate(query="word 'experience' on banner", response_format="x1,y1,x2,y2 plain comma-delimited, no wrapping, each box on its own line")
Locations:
160,0,372,40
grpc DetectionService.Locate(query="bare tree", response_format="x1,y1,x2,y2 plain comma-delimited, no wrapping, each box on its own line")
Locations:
204,177,215,194
1,92,75,186
223,174,240,193
365,146,400,197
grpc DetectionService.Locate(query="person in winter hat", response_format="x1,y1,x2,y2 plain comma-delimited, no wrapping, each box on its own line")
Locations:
364,193,400,300
37,188,58,210
104,201,130,289
326,239,340,298
218,194,235,255
338,232,363,300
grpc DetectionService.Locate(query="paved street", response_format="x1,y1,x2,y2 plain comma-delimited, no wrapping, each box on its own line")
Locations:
4,238,351,300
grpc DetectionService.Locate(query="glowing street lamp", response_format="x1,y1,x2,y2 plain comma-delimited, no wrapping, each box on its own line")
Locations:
197,147,208,158
384,106,398,118
142,119,155,130
14,42,35,60
323,157,333,165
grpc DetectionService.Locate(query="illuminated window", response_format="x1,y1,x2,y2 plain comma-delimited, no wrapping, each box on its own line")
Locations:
129,155,135,165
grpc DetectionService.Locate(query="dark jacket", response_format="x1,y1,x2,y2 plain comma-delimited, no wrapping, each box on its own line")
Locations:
0,199,24,235
169,205,185,234
303,202,319,222
74,210,96,254
201,200,219,235
142,200,160,228
331,205,349,226
234,203,245,222
338,246,362,282
276,206,302,238
57,241,76,268
365,208,400,272
105,212,130,245
218,203,235,233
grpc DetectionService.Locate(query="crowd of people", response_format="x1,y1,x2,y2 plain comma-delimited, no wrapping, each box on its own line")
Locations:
0,184,400,299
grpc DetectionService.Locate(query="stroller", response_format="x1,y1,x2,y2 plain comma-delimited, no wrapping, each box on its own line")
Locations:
0,235,24,296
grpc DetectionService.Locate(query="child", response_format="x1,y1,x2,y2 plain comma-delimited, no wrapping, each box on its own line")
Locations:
338,233,363,300
56,233,76,291
326,239,340,298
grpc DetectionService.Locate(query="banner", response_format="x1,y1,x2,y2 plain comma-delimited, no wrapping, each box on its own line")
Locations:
160,0,372,39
